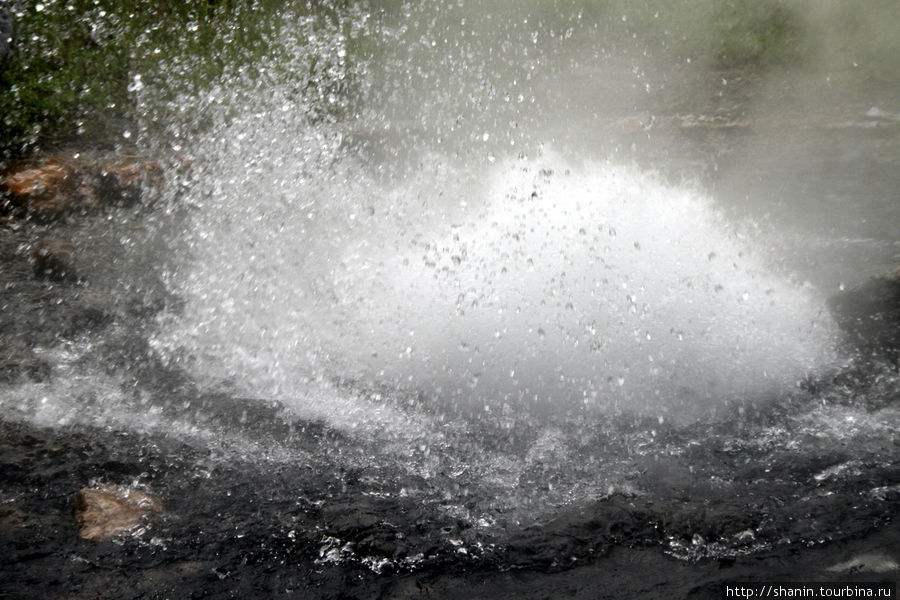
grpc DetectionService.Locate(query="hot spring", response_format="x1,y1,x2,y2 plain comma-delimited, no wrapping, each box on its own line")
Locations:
0,0,897,590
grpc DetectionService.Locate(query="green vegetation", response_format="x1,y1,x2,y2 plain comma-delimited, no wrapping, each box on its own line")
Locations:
1,0,241,156
0,0,362,158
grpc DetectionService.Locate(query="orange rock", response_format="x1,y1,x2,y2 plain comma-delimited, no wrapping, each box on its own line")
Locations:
2,163,75,200
1,161,82,221
102,160,163,187
1,154,174,220
74,485,163,541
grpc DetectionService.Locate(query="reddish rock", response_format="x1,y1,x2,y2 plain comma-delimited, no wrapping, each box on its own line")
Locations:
1,154,170,220
2,162,76,200
103,160,163,187
74,485,163,541
29,194,79,221
76,184,102,210
1,161,82,221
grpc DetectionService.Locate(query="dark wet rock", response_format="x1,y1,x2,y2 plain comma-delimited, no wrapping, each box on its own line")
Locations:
498,495,659,571
827,267,900,359
323,500,384,538
0,414,896,599
97,159,163,206
0,348,51,383
0,505,33,531
68,286,116,333
317,495,439,568
74,485,163,541
31,235,78,282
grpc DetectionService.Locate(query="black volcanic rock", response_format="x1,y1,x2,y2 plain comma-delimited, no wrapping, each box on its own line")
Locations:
828,267,900,359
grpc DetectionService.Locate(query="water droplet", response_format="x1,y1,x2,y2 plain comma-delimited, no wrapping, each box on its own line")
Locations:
128,74,144,93
735,530,755,543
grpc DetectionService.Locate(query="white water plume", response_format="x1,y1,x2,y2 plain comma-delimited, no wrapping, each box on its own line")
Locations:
143,2,845,429
153,137,838,426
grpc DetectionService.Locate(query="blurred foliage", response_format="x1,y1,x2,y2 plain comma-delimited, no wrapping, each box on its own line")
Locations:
709,1,804,68
552,0,805,67
495,0,897,76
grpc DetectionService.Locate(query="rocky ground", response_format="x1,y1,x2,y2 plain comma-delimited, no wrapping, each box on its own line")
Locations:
1,415,898,600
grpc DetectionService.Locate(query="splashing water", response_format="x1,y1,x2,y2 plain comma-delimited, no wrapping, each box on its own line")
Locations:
139,5,839,434
151,136,837,429
2,5,898,577
137,97,851,527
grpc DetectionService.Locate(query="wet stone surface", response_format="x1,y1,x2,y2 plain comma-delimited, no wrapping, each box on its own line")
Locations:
0,417,897,599
828,267,900,361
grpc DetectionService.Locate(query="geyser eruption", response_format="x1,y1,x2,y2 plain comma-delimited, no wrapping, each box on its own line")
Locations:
3,4,899,590
139,3,848,433
333,155,838,420
153,135,837,426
